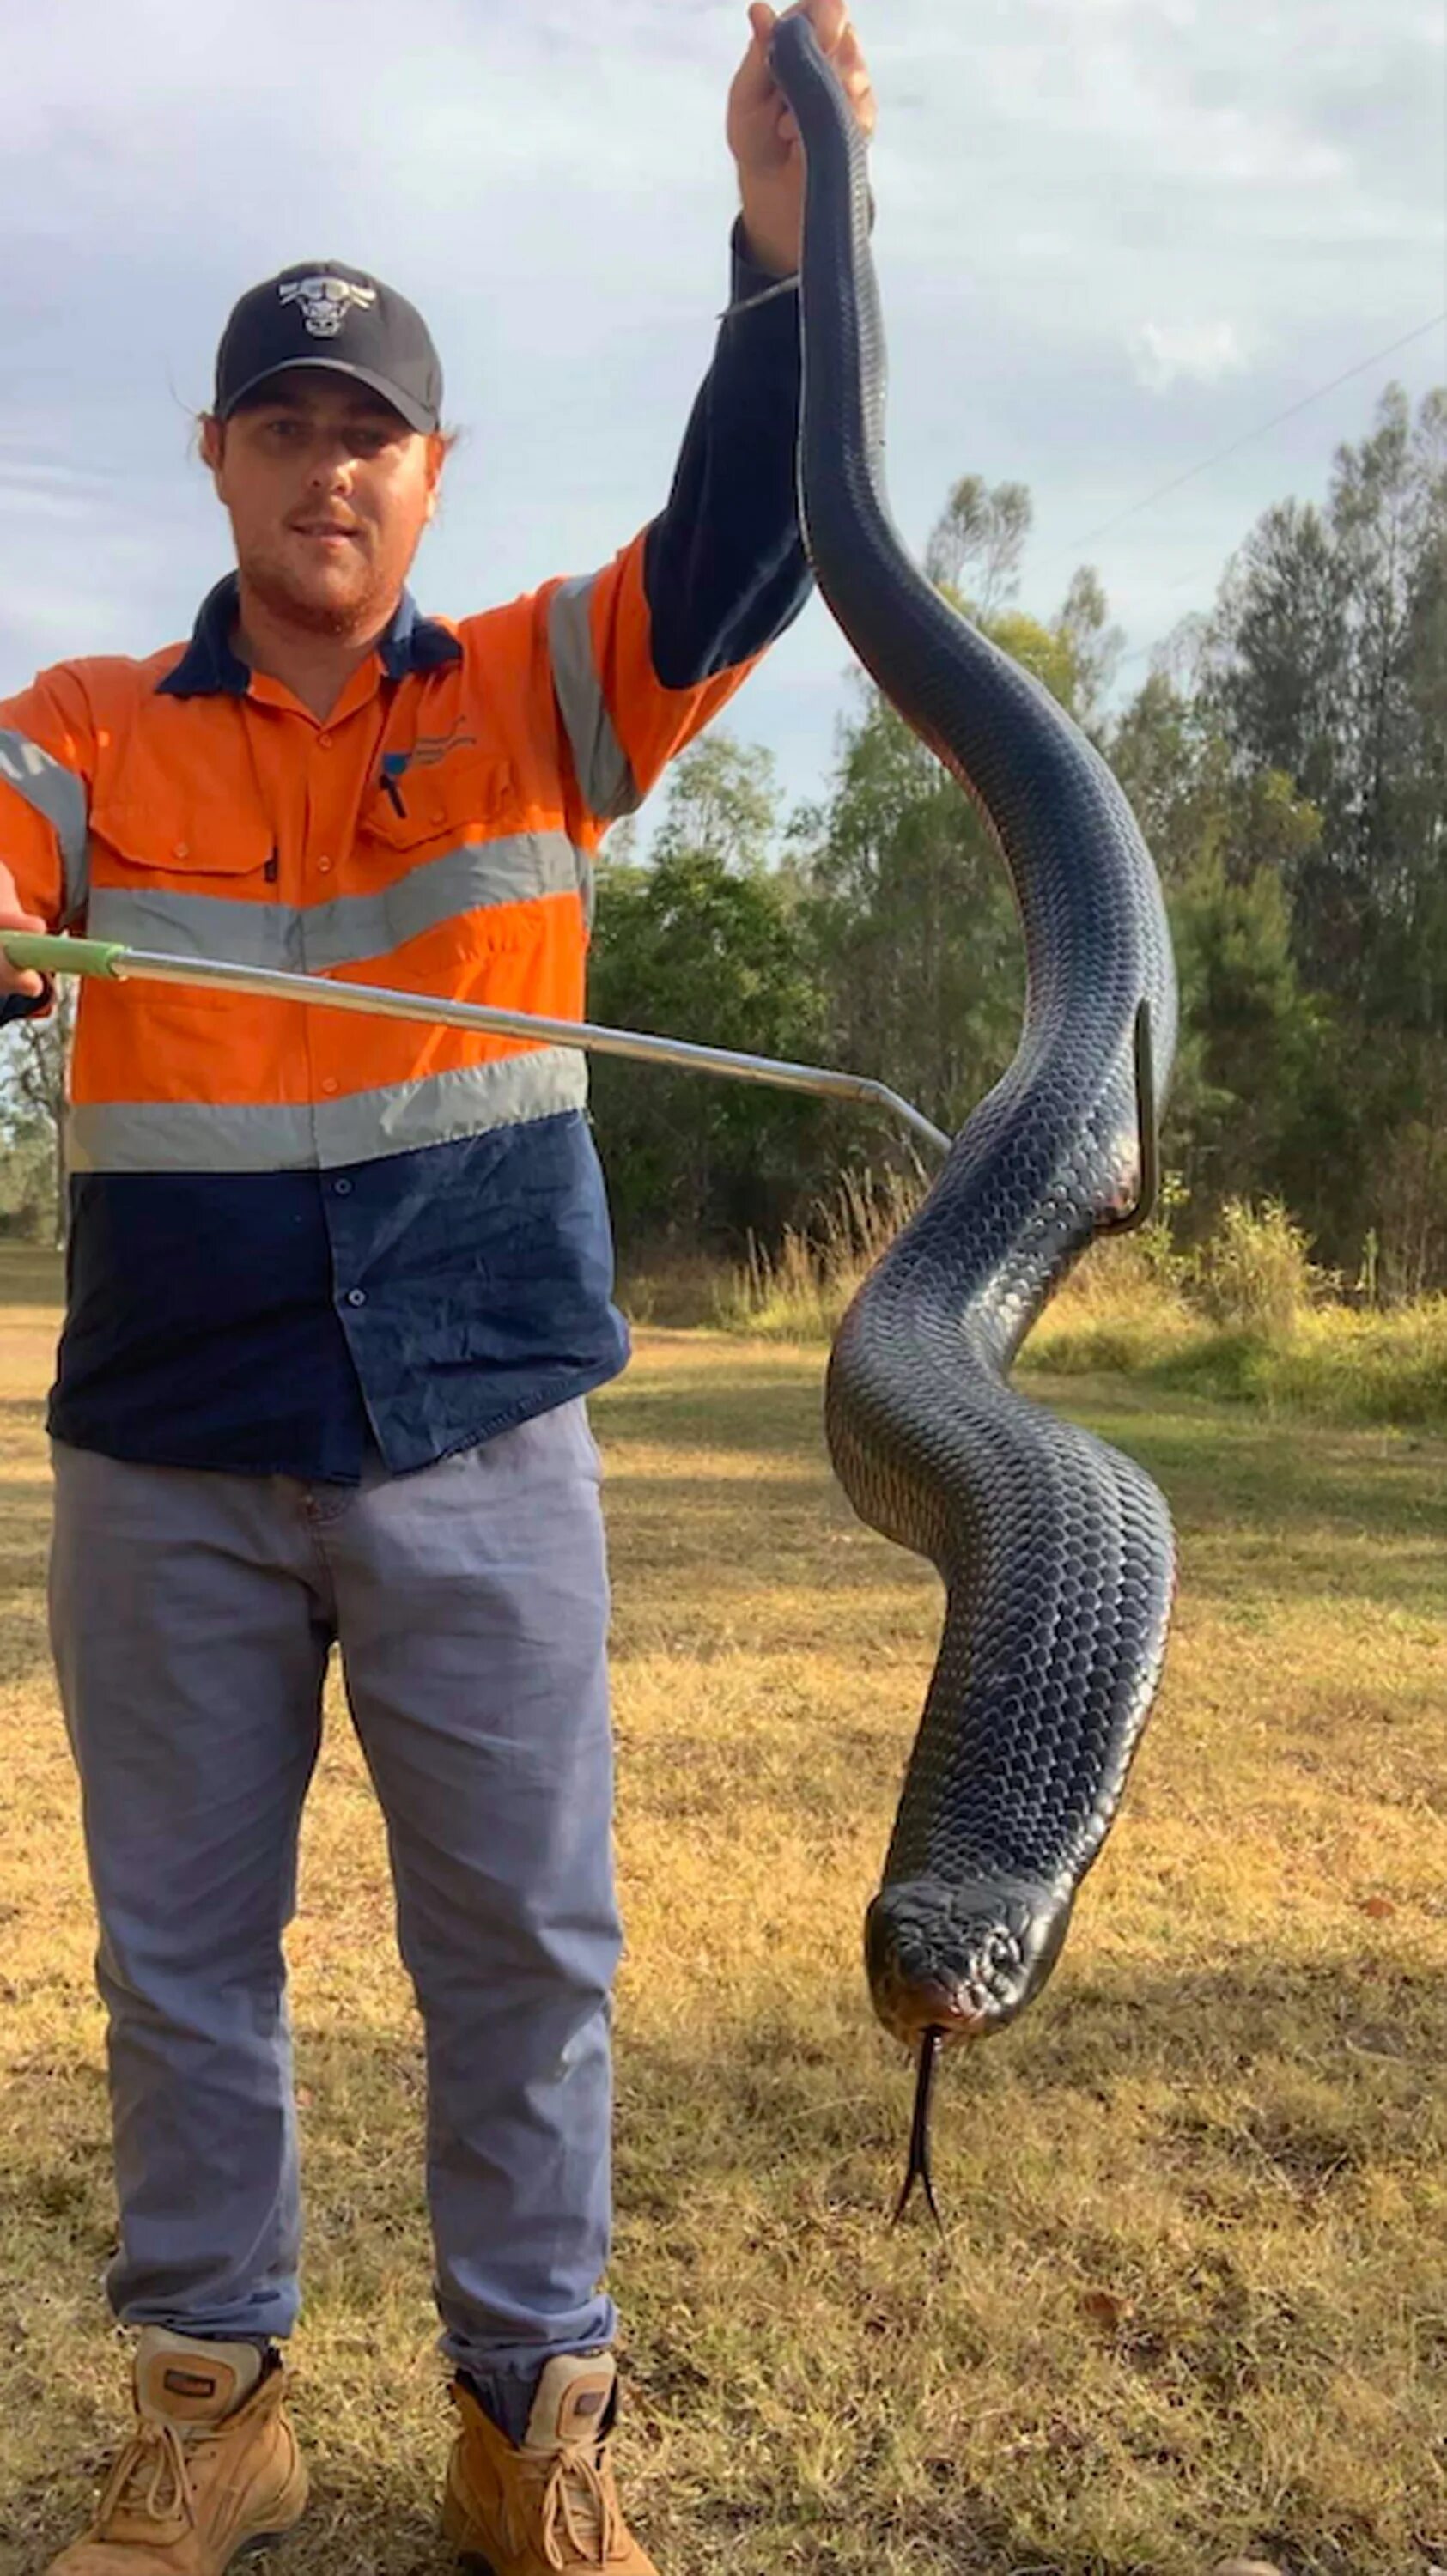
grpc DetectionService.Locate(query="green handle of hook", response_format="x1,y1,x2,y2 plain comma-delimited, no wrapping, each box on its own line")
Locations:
0,933,128,980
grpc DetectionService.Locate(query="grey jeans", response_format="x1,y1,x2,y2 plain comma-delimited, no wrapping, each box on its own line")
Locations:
47,1403,619,2381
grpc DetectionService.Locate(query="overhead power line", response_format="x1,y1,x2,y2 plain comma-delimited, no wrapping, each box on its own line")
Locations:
1057,307,1447,566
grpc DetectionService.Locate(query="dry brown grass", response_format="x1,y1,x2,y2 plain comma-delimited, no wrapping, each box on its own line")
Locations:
2,1254,1444,2575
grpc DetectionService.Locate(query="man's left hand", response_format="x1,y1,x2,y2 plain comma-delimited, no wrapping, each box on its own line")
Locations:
727,0,877,279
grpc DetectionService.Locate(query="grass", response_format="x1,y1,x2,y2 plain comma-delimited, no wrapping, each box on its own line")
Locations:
1025,1269,1447,1438
719,1183,1447,1437
1024,1291,1447,1431
2,1249,1445,2573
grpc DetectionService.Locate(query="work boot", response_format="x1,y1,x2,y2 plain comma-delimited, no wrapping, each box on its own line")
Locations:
442,2354,659,2573
46,2327,308,2573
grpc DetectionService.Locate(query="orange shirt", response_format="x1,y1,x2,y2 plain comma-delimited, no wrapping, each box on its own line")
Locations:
2,538,764,1177
0,238,811,1476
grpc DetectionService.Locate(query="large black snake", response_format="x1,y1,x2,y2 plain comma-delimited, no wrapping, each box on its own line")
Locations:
770,19,1178,2216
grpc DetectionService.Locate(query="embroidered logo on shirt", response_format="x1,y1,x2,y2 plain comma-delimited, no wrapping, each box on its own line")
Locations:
278,276,379,339
410,729,478,769
378,732,478,817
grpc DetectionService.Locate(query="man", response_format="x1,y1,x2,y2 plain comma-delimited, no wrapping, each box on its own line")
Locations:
0,3,874,2570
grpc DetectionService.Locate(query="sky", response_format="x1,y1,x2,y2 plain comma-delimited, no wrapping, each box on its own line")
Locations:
3,0,1444,838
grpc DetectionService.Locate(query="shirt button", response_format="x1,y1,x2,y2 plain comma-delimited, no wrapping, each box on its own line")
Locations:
173,841,189,860
333,1176,352,1195
346,1288,367,1308
317,855,333,874
320,1076,339,1096
317,733,333,750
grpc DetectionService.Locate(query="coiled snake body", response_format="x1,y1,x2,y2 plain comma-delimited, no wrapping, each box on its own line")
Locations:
771,21,1179,2211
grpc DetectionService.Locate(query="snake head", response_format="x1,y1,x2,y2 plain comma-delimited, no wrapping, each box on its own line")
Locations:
865,1874,1073,2047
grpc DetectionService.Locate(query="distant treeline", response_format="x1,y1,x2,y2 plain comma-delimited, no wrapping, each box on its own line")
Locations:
587,382,1446,1301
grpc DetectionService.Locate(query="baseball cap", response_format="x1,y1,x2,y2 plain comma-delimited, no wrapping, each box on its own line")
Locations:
213,259,442,434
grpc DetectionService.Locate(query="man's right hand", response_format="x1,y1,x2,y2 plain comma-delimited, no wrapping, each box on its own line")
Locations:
0,863,47,1000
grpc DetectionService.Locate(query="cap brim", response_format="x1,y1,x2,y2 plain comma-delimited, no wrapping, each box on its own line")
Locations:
218,357,437,435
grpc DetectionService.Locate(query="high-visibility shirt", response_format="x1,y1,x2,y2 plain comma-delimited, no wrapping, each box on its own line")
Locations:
0,238,812,1479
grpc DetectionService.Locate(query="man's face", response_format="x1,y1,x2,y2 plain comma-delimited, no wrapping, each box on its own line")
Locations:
201,371,443,639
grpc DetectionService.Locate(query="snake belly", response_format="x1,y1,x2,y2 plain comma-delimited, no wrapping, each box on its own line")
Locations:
770,21,1179,2066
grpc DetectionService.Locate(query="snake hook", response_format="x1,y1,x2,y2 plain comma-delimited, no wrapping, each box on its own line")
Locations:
1098,998,1160,1237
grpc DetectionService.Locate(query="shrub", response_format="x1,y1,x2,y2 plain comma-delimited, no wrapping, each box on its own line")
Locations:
1193,1194,1332,1335
718,1167,923,1340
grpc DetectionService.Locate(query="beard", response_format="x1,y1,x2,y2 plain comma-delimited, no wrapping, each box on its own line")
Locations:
240,540,398,642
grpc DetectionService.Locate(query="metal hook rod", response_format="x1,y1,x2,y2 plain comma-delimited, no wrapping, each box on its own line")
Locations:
1098,999,1159,1236
0,933,953,1160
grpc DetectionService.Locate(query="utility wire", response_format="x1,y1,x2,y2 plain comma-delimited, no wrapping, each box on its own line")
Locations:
1055,308,1447,567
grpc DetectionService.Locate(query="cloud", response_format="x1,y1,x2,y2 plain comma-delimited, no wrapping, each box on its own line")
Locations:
0,0,1441,833
1130,319,1254,395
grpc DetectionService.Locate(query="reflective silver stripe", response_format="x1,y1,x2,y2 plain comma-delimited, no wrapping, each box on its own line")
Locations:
87,832,581,974
66,1047,587,1176
0,728,89,924
547,575,641,823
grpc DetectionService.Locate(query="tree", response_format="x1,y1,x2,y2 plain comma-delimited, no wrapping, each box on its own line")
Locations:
800,683,1022,1145
923,475,1031,611
1055,566,1123,730
1207,386,1447,993
1099,385,1447,1285
1207,498,1345,836
0,985,74,1247
802,500,1123,1153
1165,854,1332,1234
649,733,781,877
587,737,828,1245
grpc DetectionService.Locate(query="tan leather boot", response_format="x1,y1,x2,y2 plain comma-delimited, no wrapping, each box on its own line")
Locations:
442,2354,659,2574
46,2328,308,2573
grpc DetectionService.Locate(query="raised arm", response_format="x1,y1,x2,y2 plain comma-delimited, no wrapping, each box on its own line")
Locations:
541,0,876,832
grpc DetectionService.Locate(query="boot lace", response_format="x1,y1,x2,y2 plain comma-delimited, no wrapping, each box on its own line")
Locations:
536,2437,622,2570
96,2415,217,2533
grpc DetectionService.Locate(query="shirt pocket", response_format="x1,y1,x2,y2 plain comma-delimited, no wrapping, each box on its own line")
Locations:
85,795,278,998
360,751,517,857
357,754,558,957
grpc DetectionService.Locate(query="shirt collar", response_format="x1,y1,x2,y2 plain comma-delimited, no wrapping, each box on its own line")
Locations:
157,574,462,699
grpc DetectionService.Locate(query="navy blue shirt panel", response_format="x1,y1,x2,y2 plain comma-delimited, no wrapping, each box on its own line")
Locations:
0,980,54,1028
644,229,812,690
51,1113,629,1481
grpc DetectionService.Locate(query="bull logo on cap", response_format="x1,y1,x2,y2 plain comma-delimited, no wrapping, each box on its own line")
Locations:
277,275,378,339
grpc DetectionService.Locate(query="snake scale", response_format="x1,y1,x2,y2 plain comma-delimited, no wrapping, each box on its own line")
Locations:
770,18,1179,2215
